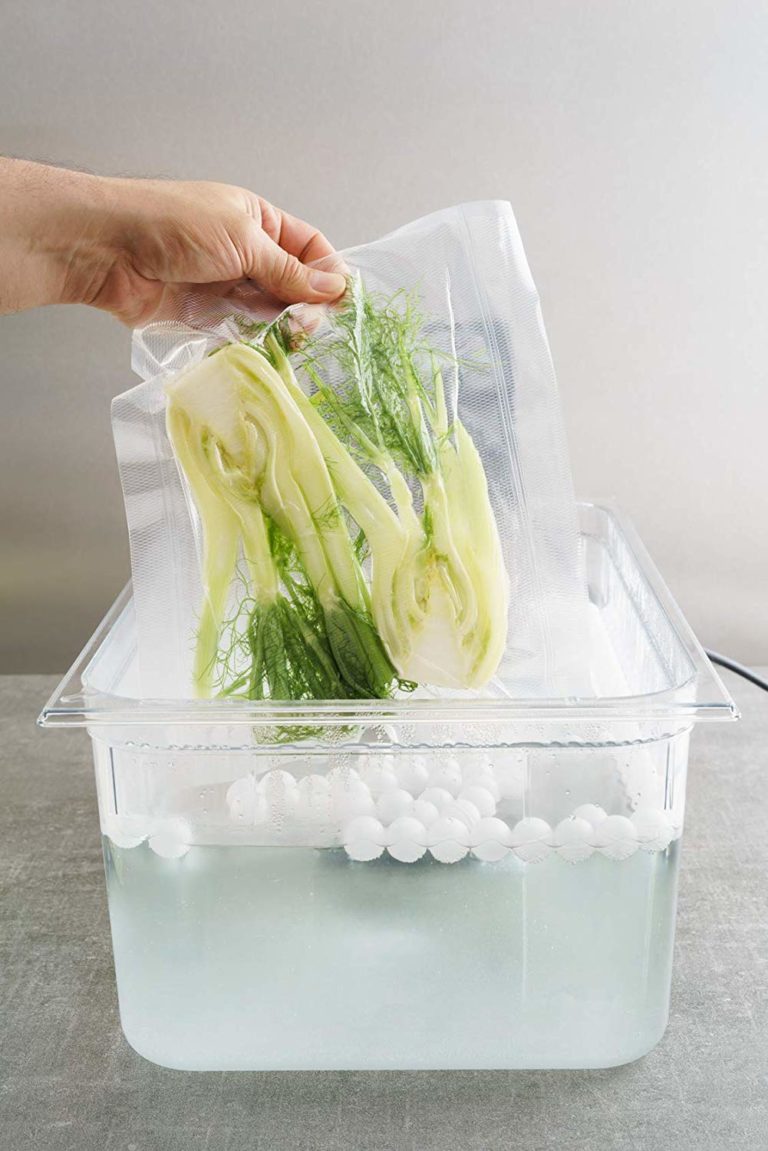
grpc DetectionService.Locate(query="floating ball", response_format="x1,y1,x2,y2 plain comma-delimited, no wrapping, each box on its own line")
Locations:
458,786,497,817
376,788,415,824
148,817,192,859
343,816,385,861
572,804,607,830
631,808,674,852
412,798,440,826
594,814,639,860
553,816,594,863
426,760,463,796
386,816,428,863
470,817,512,862
428,816,470,863
510,817,552,863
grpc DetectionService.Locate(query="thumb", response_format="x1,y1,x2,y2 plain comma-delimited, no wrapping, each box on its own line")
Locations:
246,228,346,305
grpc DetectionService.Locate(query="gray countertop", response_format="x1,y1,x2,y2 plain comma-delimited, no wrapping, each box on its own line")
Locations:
1,672,766,1151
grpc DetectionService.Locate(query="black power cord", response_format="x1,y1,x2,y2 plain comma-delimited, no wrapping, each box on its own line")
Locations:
705,650,768,694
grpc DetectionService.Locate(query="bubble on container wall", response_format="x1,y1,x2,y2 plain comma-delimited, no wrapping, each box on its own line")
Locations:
470,817,512,862
426,760,462,796
458,786,497,817
343,816,385,861
428,816,470,863
553,816,594,863
359,761,399,797
260,769,300,825
259,769,298,796
419,787,454,812
594,815,639,860
258,755,284,779
148,817,192,859
631,808,674,852
386,816,427,862
326,765,362,791
572,804,607,830
351,750,374,774
412,798,440,826
376,788,414,823
510,817,552,863
467,751,495,774
394,754,429,794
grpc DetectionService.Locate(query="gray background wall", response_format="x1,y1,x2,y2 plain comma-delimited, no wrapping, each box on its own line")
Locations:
1,0,766,672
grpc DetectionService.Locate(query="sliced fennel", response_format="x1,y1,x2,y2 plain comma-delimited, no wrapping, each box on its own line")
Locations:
275,280,509,689
166,344,396,700
165,279,508,700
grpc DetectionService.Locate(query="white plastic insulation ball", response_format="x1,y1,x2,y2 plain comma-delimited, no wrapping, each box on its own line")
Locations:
594,814,639,860
510,817,553,863
343,816,385,861
226,775,257,822
553,816,595,863
631,807,674,852
104,821,146,850
358,762,399,796
572,804,608,830
458,786,497,817
148,817,192,859
419,787,454,812
412,798,440,826
394,755,430,794
428,816,470,863
296,774,333,822
426,761,463,796
258,770,299,811
297,773,331,798
470,817,513,862
441,799,481,827
335,781,376,822
376,788,415,823
326,766,362,791
461,761,502,800
386,816,428,862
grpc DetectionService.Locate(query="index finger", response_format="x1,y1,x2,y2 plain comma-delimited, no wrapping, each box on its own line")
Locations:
257,198,336,265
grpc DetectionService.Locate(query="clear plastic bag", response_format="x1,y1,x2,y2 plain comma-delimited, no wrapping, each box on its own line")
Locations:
112,201,586,700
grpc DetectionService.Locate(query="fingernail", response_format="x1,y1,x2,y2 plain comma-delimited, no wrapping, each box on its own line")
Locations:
308,269,346,297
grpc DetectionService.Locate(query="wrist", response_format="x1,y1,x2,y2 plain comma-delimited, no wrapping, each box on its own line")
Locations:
0,159,123,312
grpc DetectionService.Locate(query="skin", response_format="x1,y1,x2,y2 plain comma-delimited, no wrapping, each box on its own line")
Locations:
0,158,346,324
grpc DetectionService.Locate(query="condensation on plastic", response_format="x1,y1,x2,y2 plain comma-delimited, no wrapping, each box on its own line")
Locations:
112,201,586,700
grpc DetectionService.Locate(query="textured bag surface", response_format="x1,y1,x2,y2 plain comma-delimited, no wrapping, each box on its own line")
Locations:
113,201,585,700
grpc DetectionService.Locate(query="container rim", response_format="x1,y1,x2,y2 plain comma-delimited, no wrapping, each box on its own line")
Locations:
38,502,739,728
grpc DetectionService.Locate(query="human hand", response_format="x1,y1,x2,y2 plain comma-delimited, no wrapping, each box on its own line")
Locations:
0,159,346,325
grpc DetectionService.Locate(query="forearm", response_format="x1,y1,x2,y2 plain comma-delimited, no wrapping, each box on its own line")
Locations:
0,159,343,323
0,158,119,314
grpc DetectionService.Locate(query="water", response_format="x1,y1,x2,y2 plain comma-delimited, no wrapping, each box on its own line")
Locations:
104,838,680,1070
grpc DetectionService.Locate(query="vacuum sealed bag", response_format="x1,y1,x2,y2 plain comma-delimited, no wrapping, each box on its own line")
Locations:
112,201,586,701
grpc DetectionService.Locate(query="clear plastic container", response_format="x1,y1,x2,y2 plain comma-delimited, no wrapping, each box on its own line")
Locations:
40,503,737,1071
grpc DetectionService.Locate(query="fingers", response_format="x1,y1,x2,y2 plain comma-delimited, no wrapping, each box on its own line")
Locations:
245,224,346,306
256,197,335,264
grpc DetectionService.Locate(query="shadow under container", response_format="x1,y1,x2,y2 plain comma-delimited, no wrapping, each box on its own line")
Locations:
40,504,737,1071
